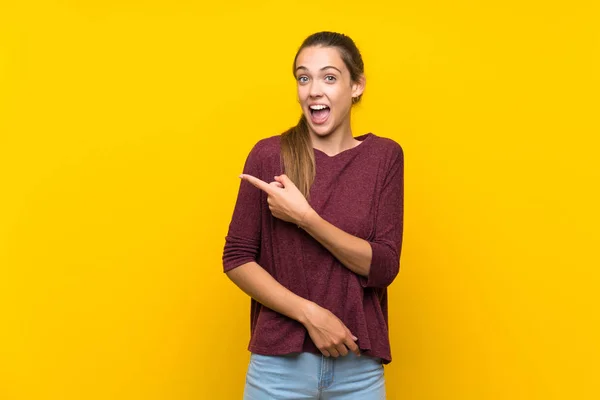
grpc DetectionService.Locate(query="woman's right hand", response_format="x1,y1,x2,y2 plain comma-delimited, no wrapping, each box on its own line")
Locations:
300,302,361,358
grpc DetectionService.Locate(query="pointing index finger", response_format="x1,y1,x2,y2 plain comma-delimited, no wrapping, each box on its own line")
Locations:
239,174,273,194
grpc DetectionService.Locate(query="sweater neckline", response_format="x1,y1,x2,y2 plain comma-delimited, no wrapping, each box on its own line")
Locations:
313,133,374,160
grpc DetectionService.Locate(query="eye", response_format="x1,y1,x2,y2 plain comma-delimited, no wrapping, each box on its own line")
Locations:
325,75,337,82
297,76,309,84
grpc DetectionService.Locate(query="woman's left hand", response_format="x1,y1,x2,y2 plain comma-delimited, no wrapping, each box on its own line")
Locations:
239,173,314,227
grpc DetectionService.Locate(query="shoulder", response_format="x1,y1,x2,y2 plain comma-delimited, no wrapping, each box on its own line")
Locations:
368,135,404,185
243,135,282,173
369,134,404,164
250,135,281,154
248,135,281,159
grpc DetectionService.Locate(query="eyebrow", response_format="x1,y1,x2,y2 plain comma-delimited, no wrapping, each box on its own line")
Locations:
295,65,343,74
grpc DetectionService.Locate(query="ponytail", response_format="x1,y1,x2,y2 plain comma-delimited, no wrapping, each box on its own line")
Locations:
280,114,316,200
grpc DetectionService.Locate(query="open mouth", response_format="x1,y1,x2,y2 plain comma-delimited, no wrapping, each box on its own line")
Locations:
309,105,330,124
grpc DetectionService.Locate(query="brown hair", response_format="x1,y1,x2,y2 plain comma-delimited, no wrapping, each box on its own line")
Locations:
280,31,365,200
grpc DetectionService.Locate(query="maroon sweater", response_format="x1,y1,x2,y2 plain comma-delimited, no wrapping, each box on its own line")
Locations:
222,132,404,364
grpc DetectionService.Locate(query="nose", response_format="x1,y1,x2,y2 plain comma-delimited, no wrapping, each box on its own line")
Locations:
309,80,323,98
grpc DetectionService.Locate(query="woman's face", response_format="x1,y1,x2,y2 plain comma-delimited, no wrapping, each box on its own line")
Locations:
294,46,364,139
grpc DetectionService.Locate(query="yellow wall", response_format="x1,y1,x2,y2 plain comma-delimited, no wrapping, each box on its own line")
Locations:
1,1,598,399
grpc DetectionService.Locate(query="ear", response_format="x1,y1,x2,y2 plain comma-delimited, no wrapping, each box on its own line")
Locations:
351,74,366,98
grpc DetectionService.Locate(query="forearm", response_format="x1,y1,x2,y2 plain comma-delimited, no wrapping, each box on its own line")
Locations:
298,209,372,277
225,261,313,324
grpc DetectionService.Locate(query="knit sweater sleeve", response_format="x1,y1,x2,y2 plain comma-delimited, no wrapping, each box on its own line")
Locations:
361,142,404,288
222,141,265,273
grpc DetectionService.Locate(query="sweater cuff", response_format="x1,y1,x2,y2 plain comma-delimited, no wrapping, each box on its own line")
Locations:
360,241,398,288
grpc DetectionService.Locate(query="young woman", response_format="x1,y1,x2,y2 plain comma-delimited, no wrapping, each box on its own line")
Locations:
222,31,404,399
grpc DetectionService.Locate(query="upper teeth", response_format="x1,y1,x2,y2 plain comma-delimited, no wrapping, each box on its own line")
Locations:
310,105,328,110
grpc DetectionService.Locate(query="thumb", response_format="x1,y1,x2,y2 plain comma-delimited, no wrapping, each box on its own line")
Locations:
275,174,293,186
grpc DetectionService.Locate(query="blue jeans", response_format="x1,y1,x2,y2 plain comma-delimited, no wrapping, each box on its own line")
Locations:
243,352,386,399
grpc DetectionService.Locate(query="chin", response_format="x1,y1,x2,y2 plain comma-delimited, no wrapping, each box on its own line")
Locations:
309,124,335,138
305,118,335,137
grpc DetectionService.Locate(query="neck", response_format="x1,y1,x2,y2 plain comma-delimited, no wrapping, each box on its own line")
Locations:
309,119,359,157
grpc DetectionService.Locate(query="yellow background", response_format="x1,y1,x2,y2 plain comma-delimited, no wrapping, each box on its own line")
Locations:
1,1,599,399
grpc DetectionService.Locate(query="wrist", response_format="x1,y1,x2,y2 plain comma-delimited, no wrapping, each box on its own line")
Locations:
295,299,317,326
297,207,319,230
